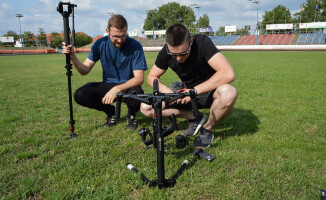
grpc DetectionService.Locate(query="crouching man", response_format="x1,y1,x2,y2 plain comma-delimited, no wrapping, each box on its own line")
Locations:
140,24,237,147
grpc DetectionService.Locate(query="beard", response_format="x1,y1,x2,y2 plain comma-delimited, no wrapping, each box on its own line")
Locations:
111,39,125,48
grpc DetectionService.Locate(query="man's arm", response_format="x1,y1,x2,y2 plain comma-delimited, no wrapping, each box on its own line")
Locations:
147,65,173,93
102,69,145,105
194,52,235,95
62,42,95,75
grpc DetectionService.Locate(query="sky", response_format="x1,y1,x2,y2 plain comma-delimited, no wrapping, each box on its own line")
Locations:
0,0,306,37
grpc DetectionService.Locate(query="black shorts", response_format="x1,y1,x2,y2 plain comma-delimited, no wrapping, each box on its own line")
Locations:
166,90,215,111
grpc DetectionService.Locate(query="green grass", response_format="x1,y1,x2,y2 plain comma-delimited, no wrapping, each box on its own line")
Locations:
0,51,325,199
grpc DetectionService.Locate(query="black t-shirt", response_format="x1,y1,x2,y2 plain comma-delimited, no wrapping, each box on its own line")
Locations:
155,34,220,88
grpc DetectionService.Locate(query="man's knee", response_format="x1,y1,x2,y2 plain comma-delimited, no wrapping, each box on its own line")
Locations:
73,87,85,105
215,84,237,107
140,103,153,117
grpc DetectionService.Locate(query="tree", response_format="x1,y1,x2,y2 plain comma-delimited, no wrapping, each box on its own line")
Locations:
196,14,212,35
237,28,250,36
199,14,210,28
49,32,92,48
293,0,326,23
215,26,227,36
321,0,326,16
262,5,292,25
143,2,196,32
4,30,18,41
23,31,35,47
37,28,47,47
261,5,293,33
215,26,249,36
50,32,63,48
74,32,92,48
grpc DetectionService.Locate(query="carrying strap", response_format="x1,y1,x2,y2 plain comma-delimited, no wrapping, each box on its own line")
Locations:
192,147,216,161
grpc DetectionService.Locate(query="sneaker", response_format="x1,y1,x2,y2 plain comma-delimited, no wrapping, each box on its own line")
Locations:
194,128,214,148
126,115,138,130
182,113,207,136
103,115,116,127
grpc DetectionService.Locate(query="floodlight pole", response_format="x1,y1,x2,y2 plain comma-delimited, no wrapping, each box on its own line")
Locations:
152,15,155,47
191,4,200,34
16,14,23,49
249,0,260,45
146,10,155,47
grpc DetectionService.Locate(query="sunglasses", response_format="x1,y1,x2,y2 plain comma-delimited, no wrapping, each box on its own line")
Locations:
166,42,191,56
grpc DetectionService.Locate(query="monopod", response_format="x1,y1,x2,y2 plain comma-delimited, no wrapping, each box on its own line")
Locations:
57,2,77,139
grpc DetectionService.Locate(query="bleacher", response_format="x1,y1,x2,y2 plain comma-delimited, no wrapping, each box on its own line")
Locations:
236,34,295,45
208,35,240,45
297,33,326,44
136,38,166,47
133,33,326,47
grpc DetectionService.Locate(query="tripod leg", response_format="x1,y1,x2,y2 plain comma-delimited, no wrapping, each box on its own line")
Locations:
167,160,189,187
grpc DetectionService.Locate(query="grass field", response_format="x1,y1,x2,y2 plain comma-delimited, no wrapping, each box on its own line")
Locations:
0,51,325,199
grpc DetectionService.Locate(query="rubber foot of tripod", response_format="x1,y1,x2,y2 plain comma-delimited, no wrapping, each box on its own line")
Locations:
70,133,77,140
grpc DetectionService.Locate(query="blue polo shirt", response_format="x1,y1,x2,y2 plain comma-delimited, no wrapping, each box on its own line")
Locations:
88,36,147,84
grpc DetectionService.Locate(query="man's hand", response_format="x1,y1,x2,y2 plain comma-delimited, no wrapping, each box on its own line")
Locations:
173,89,192,105
102,86,121,105
62,42,75,55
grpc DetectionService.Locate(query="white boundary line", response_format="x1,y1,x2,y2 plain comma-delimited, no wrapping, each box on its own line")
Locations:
143,45,326,52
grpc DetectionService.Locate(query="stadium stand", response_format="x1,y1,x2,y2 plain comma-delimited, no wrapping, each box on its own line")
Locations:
236,34,295,45
134,33,326,47
296,33,326,44
208,35,240,45
136,38,166,47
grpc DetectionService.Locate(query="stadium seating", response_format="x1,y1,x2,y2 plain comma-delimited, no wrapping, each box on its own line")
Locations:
208,35,240,45
236,34,295,45
134,33,326,47
296,33,326,44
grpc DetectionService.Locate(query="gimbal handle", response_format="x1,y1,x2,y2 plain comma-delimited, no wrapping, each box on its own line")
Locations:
114,89,199,120
57,2,77,46
57,2,77,16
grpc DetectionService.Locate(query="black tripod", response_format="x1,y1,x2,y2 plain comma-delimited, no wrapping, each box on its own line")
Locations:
57,2,77,139
115,79,199,188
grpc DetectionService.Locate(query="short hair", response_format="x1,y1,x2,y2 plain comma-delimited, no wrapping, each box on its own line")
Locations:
165,24,191,46
108,14,128,30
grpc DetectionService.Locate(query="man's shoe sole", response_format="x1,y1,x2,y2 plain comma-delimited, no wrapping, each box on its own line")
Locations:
193,114,207,136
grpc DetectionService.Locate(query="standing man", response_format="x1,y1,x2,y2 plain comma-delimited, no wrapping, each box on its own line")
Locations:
62,14,147,130
141,23,237,147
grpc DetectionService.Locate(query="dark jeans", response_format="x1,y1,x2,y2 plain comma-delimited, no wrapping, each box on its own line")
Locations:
74,82,144,117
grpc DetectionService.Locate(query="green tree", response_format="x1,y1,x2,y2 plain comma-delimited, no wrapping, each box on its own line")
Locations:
294,0,326,23
74,32,92,48
199,14,210,28
197,13,212,35
215,26,248,36
237,28,250,36
4,30,18,41
37,28,47,47
261,5,293,33
50,32,63,48
143,2,196,32
215,26,227,36
23,31,35,47
262,5,292,25
321,0,326,16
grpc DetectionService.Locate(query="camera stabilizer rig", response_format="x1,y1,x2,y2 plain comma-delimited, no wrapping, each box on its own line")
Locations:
114,79,199,188
57,2,77,139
